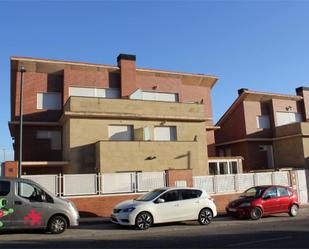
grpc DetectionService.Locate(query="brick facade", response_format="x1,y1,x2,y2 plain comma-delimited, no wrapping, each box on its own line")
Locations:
9,55,218,175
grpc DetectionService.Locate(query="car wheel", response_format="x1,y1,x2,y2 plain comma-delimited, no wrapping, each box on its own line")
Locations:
198,208,213,225
250,207,262,220
135,212,153,230
47,215,67,234
289,204,299,217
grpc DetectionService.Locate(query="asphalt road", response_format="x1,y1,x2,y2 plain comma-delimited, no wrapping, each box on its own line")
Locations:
1,208,309,249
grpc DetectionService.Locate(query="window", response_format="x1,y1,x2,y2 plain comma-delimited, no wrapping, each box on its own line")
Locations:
37,92,61,110
209,163,218,175
264,187,278,199
257,115,270,129
18,182,41,201
277,187,289,197
0,181,10,196
69,87,120,99
18,182,49,202
37,131,61,150
208,160,240,175
181,189,202,200
160,190,179,202
229,161,238,174
108,125,133,141
142,91,178,102
276,112,302,126
219,162,228,174
154,126,177,141
143,127,152,141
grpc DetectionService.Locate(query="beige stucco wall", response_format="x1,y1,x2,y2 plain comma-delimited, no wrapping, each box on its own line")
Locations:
96,141,206,175
64,97,206,121
62,118,208,175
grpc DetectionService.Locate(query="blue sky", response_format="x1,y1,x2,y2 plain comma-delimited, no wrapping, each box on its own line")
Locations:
0,0,309,162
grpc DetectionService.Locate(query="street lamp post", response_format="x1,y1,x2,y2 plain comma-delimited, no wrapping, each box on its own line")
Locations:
18,66,26,178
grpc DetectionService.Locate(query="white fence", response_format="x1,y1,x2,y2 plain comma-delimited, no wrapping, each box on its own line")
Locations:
22,174,58,195
193,171,291,194
23,171,166,197
63,174,98,196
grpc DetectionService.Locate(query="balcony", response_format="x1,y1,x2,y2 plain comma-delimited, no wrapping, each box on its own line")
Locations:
275,122,309,138
63,96,206,122
95,140,207,175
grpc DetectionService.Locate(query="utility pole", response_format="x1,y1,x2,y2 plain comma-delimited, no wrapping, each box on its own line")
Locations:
18,66,26,178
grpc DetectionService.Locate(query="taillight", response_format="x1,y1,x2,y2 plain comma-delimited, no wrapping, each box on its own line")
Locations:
208,197,215,202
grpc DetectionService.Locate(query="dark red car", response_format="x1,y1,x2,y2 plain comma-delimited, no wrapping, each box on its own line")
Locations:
226,185,299,220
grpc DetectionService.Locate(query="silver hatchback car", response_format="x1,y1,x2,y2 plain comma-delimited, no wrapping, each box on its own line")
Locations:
0,177,79,234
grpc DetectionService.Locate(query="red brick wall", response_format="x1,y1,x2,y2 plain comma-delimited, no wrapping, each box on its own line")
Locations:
68,192,241,217
215,102,246,144
68,194,141,217
119,59,137,98
166,169,193,187
2,161,18,178
14,71,63,122
212,193,241,212
63,67,115,104
13,126,62,161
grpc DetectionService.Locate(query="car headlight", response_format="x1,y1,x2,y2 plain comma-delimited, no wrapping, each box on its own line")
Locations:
239,202,251,208
122,207,136,213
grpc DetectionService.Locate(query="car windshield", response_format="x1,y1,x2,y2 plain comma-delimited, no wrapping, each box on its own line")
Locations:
135,189,167,201
241,187,265,198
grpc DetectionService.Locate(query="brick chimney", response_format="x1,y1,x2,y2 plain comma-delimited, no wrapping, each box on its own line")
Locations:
117,54,137,98
238,88,249,95
296,86,309,121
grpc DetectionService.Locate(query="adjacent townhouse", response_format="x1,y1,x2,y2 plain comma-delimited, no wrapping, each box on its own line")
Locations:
215,87,309,172
8,54,242,177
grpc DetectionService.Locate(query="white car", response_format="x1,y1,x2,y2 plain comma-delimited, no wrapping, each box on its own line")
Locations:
111,187,217,230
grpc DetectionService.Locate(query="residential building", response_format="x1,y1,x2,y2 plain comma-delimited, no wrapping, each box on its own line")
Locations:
215,87,309,172
8,54,235,176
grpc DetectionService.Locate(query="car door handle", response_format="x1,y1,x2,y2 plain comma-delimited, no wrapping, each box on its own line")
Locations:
174,204,179,207
14,200,22,205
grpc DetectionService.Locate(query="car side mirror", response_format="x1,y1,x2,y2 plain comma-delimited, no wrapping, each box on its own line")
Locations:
156,198,165,204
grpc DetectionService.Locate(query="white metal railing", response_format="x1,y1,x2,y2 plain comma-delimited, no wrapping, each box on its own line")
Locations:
63,174,98,196
22,174,58,195
101,172,135,194
193,171,291,194
23,170,291,197
137,172,166,192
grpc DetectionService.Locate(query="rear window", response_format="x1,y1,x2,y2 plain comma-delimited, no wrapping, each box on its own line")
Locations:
181,189,202,200
278,187,289,197
0,181,11,196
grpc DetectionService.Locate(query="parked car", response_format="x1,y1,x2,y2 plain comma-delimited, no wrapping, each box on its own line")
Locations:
111,187,217,230
226,185,299,220
0,177,79,234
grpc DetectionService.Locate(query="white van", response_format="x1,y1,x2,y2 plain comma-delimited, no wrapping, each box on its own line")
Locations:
0,177,79,234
